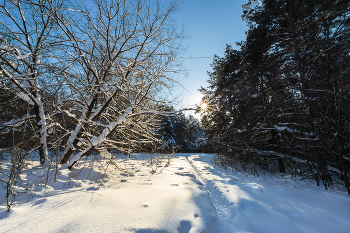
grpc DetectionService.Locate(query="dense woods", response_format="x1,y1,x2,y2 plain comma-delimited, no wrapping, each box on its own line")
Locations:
200,0,350,193
156,105,206,153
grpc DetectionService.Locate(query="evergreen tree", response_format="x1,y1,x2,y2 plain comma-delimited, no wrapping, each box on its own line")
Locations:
201,0,350,193
157,105,205,152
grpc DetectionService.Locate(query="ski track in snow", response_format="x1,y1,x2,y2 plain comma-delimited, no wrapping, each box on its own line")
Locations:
1,153,350,233
185,155,236,233
186,154,350,233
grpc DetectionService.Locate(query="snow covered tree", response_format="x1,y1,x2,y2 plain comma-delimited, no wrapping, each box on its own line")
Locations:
0,0,184,171
201,0,350,193
40,0,184,167
184,115,205,152
157,104,205,152
156,105,178,152
0,0,64,164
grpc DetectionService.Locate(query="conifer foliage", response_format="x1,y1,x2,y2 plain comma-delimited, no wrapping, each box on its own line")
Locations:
157,105,205,153
201,0,350,194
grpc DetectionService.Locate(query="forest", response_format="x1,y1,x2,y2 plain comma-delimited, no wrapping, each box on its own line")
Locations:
200,0,350,194
0,0,350,214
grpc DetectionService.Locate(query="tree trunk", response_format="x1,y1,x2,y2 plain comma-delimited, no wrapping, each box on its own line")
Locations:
278,158,286,173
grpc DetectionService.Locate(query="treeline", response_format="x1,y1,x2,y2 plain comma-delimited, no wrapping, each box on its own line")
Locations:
200,0,350,194
156,105,209,153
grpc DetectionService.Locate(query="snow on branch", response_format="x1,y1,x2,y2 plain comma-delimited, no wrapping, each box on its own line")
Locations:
67,107,132,167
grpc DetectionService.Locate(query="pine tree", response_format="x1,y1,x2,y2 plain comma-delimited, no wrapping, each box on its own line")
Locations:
201,0,350,193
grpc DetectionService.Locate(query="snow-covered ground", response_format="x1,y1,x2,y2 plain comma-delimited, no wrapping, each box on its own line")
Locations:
1,153,350,232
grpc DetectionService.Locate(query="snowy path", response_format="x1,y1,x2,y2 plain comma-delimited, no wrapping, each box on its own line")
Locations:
185,155,236,233
1,153,350,233
0,154,218,233
186,154,350,233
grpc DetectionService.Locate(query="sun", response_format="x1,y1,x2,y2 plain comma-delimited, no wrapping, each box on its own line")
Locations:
200,102,208,111
198,98,214,112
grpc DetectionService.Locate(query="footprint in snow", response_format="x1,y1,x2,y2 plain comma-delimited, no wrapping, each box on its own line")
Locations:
178,220,192,233
33,198,46,205
87,187,99,191
175,172,196,178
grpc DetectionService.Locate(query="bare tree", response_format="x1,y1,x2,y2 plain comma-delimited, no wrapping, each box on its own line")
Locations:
40,0,183,166
0,0,65,164
0,0,183,170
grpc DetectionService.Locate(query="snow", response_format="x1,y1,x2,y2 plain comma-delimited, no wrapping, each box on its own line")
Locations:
274,125,294,133
100,149,112,159
62,124,82,157
1,153,349,233
89,105,103,121
89,110,130,147
0,44,11,50
2,115,36,128
9,0,19,6
90,123,115,146
16,53,32,60
15,92,35,105
9,61,18,69
125,107,132,114
89,62,97,76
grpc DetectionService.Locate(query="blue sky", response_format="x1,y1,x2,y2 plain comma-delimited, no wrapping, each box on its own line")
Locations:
170,0,249,116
